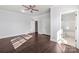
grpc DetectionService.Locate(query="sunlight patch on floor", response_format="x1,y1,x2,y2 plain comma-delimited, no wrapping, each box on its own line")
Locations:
10,34,32,49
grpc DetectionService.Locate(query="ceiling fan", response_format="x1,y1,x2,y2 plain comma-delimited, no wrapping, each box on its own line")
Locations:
22,5,39,13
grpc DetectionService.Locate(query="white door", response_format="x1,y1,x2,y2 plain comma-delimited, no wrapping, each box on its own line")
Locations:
61,12,77,47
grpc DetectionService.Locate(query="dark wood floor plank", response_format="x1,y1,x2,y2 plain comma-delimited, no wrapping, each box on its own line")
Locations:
0,33,79,53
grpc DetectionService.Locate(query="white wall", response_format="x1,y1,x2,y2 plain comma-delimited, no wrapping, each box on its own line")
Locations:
31,12,50,35
55,5,78,14
38,12,50,35
50,7,61,42
0,10,32,38
76,10,79,48
0,10,50,38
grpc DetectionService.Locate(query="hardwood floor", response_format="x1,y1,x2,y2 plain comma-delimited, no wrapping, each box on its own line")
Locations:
0,33,79,53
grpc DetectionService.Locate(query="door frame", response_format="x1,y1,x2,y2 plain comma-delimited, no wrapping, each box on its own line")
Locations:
60,10,77,47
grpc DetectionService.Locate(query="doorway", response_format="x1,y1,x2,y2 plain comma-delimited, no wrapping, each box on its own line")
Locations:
61,12,77,47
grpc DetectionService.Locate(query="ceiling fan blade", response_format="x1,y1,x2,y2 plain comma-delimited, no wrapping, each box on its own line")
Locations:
29,5,36,9
32,9,39,11
32,5,36,8
22,5,30,9
22,5,39,13
30,10,33,13
29,5,32,7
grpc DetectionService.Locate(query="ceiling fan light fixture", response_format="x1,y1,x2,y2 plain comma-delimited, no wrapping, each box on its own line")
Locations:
21,9,26,13
22,5,39,13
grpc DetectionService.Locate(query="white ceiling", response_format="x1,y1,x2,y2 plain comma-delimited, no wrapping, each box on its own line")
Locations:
0,5,51,15
1,5,79,15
